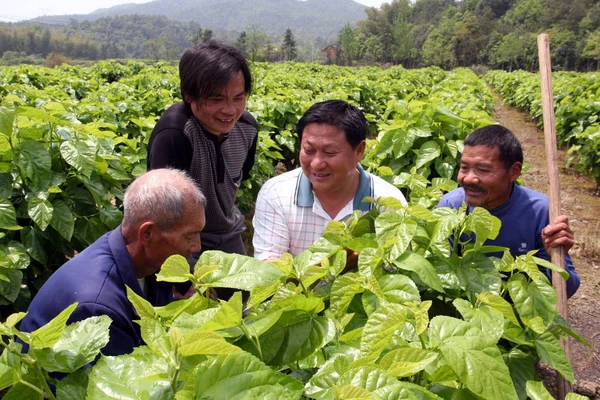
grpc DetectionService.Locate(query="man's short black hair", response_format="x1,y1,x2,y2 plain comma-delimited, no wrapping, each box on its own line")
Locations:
179,40,252,101
464,124,524,170
296,100,367,149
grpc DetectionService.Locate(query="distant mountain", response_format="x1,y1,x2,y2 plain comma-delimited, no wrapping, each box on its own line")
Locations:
31,0,367,39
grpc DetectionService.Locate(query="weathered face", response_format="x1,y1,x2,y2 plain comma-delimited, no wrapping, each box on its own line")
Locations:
187,71,246,137
141,201,206,278
457,145,521,210
299,123,365,197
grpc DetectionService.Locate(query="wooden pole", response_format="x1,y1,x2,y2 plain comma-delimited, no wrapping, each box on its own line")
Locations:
537,33,571,399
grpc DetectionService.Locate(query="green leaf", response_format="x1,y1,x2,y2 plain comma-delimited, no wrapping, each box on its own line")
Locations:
533,331,574,383
28,197,54,231
156,254,192,283
379,348,438,378
99,203,122,230
360,304,408,362
56,368,89,400
30,315,111,373
21,226,48,264
0,198,17,229
338,365,397,392
435,321,519,400
199,291,242,332
30,303,78,348
392,252,444,293
457,252,503,294
305,350,359,398
139,318,170,359
86,348,171,399
0,174,12,198
0,361,16,391
0,106,15,135
50,199,74,241
126,285,155,319
375,381,444,400
532,256,570,281
177,353,303,400
18,140,52,188
415,141,441,169
196,251,285,290
504,348,538,400
179,330,243,357
453,299,505,343
253,308,334,366
476,292,520,326
508,274,556,333
525,380,554,400
464,207,501,247
330,273,365,319
335,385,377,399
60,139,97,178
0,268,22,304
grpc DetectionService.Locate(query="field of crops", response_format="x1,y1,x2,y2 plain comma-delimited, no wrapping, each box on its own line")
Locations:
486,70,600,187
0,62,588,399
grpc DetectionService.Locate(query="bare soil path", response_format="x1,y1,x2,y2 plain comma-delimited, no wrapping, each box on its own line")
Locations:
492,93,600,395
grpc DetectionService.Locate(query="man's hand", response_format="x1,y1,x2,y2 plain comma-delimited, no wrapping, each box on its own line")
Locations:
541,215,574,254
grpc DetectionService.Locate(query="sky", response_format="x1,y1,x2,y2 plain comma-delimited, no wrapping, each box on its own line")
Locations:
0,0,390,23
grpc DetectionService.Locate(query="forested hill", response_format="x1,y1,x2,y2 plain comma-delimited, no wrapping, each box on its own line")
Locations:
30,0,367,39
335,0,600,71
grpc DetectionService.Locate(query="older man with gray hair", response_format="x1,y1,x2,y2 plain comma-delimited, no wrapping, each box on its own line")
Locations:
20,169,206,356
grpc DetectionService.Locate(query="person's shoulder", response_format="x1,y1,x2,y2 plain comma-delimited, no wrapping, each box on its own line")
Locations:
438,187,466,208
369,174,405,199
236,110,258,130
153,101,192,133
260,168,302,194
513,185,549,212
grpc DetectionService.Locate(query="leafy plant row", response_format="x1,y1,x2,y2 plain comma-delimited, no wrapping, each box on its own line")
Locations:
486,69,600,187
0,61,494,315
0,203,587,399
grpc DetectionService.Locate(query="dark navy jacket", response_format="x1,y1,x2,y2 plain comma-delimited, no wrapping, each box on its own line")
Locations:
438,184,580,298
20,227,173,356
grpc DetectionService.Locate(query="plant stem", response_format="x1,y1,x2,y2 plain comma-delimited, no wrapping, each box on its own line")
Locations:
33,363,57,400
18,379,46,397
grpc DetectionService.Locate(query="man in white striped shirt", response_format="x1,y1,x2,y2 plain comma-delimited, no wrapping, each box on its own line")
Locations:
253,100,407,261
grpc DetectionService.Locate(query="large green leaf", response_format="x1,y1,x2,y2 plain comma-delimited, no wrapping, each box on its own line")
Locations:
18,140,52,188
453,299,505,343
50,199,74,241
0,268,23,305
525,380,554,400
28,197,53,231
56,369,89,400
139,318,171,359
0,106,15,135
360,304,408,362
126,285,155,319
375,381,444,400
156,255,193,283
60,139,97,178
392,252,444,293
533,331,574,383
196,251,285,290
21,226,48,264
415,141,441,169
0,174,12,198
375,213,417,260
436,324,518,400
30,315,111,373
457,252,502,294
330,273,365,319
176,353,303,400
305,350,359,399
338,365,397,392
476,292,520,326
30,303,78,348
464,207,501,247
379,348,438,378
507,274,556,333
504,348,538,400
255,310,334,367
86,348,171,400
179,330,243,357
0,198,17,229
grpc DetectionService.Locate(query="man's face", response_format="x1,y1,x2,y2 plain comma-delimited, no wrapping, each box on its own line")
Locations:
299,123,365,197
142,201,206,278
187,71,246,137
457,145,521,210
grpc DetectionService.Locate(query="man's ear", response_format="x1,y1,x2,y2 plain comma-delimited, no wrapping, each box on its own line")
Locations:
138,221,158,245
509,162,522,182
356,140,366,160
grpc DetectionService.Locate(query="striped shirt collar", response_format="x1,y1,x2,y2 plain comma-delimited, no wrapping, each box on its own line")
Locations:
294,164,373,211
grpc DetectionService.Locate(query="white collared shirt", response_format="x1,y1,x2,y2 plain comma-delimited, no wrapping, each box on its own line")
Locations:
252,166,407,260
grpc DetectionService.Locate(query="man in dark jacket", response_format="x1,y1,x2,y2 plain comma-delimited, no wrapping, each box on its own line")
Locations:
20,169,206,356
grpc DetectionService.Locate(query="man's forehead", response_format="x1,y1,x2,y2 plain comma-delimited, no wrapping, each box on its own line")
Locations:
461,145,502,162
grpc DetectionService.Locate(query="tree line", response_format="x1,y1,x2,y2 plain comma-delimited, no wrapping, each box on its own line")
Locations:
335,0,600,71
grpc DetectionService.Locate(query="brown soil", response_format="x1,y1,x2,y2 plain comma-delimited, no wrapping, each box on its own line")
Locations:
492,93,600,397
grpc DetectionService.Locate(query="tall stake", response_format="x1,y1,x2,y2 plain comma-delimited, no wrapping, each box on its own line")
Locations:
537,33,571,399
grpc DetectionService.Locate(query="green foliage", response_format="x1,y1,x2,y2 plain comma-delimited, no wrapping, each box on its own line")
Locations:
486,69,600,186
0,204,584,398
